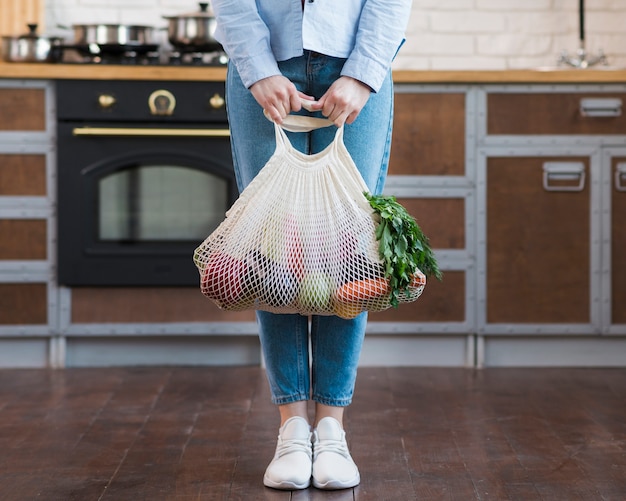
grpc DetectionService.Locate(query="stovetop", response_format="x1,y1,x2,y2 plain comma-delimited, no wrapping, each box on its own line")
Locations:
58,46,228,67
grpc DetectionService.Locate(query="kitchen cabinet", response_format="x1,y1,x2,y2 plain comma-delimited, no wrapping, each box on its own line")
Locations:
1,70,626,368
361,88,476,367
606,153,626,331
485,156,591,325
477,85,626,366
487,92,626,135
0,80,55,366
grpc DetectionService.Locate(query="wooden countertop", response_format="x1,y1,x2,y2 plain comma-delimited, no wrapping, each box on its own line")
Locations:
1,62,626,83
0,62,229,82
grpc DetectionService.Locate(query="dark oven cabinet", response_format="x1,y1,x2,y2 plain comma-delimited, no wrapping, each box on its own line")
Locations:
479,87,626,345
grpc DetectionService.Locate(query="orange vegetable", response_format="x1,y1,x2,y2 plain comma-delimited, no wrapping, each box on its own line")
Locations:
333,300,364,319
335,277,390,303
335,271,426,303
410,271,426,288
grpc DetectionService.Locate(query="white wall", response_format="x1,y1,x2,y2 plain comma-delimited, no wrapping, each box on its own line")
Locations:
45,0,626,69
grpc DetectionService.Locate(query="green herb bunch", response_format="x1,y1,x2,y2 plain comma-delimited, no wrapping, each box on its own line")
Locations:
365,192,442,307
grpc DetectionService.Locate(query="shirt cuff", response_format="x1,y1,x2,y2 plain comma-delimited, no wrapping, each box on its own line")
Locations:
340,56,388,94
235,52,282,89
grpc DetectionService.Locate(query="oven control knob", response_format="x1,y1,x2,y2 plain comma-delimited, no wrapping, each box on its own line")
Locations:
209,93,225,110
148,89,176,116
98,94,116,109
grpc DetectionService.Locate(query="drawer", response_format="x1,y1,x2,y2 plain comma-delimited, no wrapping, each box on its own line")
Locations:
0,219,47,259
370,270,465,323
71,287,256,323
487,93,626,135
0,283,47,324
0,154,47,195
0,88,46,131
396,197,465,250
390,92,466,176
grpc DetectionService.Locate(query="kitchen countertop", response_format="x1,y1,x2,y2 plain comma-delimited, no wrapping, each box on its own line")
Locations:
1,62,626,83
0,62,626,84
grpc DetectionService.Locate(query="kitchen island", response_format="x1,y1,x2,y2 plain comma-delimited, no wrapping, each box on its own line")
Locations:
1,66,626,368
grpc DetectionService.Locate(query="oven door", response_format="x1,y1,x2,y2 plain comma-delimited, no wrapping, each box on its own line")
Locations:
57,122,237,286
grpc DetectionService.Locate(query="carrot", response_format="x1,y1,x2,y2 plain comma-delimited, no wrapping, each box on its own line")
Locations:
409,271,426,288
335,272,426,304
335,277,390,303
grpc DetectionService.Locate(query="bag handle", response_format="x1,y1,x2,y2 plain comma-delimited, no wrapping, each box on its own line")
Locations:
264,98,336,133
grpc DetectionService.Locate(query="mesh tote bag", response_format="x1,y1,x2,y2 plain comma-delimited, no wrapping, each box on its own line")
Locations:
193,111,428,319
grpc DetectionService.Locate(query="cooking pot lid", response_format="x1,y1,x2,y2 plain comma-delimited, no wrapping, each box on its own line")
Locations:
17,23,62,41
164,2,215,19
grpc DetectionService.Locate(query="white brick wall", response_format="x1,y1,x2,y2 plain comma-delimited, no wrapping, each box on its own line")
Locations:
45,0,626,69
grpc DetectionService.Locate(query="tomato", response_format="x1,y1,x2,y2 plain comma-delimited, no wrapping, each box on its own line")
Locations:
200,252,254,308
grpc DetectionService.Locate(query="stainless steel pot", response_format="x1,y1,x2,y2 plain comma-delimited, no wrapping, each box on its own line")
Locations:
71,24,156,46
2,24,64,63
163,2,222,52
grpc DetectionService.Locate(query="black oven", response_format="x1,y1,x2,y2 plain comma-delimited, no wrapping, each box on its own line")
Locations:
56,80,237,286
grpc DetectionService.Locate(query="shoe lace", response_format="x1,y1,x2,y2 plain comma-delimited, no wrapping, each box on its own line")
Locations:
276,437,312,459
313,438,350,459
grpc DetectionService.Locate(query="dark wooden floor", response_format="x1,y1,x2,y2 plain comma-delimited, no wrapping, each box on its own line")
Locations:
0,366,624,501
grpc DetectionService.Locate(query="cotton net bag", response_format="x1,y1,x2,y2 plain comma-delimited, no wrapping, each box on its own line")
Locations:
193,107,426,319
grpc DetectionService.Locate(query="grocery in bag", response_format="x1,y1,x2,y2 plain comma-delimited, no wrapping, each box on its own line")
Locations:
193,108,439,318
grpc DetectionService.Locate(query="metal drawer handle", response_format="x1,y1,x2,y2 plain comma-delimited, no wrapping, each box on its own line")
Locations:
543,162,586,192
72,127,230,137
617,163,626,192
579,97,622,117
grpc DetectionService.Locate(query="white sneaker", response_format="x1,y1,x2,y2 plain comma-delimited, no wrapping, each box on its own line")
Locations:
312,417,360,490
263,416,312,490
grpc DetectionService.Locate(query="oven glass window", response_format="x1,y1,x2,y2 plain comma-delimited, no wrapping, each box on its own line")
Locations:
98,164,227,241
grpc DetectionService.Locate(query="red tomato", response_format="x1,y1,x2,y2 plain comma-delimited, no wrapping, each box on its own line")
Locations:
201,253,253,308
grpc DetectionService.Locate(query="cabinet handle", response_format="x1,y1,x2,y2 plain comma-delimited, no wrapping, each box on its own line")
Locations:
579,97,622,117
72,127,230,137
616,163,626,192
543,162,586,192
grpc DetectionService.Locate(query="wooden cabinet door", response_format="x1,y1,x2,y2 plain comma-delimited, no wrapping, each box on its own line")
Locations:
612,157,626,325
486,157,590,324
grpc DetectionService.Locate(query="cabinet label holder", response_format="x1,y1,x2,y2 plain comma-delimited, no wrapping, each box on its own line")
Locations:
579,97,623,118
543,162,586,192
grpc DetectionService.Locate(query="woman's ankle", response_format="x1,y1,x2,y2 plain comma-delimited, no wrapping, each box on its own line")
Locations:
278,400,309,426
313,402,344,428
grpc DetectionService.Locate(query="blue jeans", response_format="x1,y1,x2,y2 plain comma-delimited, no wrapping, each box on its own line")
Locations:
225,52,394,406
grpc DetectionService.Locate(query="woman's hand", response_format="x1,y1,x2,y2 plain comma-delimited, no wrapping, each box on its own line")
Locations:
312,76,372,127
250,75,314,124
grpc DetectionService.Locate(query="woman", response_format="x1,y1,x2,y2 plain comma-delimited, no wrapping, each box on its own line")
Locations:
211,0,412,491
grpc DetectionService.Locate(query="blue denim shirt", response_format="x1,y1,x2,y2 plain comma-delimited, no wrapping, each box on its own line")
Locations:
211,0,412,93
